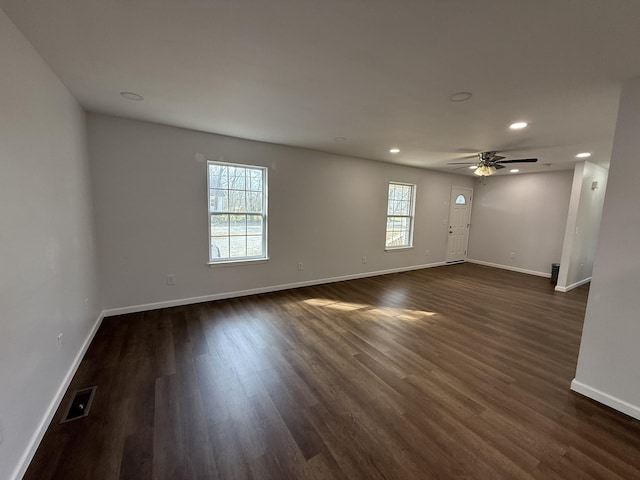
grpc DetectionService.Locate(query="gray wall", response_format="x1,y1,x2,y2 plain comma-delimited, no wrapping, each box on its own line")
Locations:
467,171,573,276
0,10,100,480
557,161,608,291
572,77,640,420
87,113,474,312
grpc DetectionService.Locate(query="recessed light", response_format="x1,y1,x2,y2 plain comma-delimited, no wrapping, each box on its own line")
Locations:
509,122,528,130
542,163,552,167
468,166,477,169
510,169,520,173
389,148,400,154
334,137,346,142
576,152,591,158
120,91,143,101
449,92,473,102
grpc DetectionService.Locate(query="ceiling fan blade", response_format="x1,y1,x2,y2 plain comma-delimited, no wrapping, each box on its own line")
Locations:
490,155,506,161
496,158,538,164
494,164,506,170
447,161,477,165
452,165,474,171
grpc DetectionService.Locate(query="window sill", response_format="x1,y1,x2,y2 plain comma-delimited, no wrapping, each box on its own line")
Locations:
384,246,413,252
207,257,269,268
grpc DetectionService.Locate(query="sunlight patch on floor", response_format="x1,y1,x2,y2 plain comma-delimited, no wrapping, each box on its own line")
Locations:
303,298,369,311
304,298,438,319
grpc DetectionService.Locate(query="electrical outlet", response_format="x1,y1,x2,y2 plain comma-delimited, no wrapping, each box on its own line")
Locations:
362,256,367,264
57,333,63,350
167,274,176,285
297,262,303,271
425,250,430,257
510,252,516,259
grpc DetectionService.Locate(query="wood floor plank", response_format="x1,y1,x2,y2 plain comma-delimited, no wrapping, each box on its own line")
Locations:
23,263,640,479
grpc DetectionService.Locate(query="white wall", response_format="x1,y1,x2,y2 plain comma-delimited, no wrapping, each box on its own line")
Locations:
87,113,474,312
0,9,100,480
572,77,640,420
556,161,608,291
467,171,573,276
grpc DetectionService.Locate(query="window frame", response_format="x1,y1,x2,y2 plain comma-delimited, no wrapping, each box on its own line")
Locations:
385,181,416,250
207,160,268,265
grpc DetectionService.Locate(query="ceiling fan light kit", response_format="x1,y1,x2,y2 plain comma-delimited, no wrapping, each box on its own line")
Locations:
474,165,497,176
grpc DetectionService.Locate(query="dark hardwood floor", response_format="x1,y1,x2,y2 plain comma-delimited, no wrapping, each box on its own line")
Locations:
25,263,640,479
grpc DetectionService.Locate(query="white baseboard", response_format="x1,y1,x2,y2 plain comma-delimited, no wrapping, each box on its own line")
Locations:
571,379,640,421
555,276,591,292
103,261,447,317
466,259,551,278
11,311,106,480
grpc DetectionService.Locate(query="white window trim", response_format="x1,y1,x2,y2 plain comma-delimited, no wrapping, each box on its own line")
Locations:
385,245,414,252
207,160,268,264
385,181,416,250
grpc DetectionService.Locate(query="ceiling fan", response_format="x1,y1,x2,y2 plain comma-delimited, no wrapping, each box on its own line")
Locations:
448,151,538,176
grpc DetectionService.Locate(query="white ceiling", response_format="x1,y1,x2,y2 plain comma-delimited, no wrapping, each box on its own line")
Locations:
3,0,639,175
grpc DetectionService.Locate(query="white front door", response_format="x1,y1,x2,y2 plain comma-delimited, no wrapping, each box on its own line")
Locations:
445,187,473,263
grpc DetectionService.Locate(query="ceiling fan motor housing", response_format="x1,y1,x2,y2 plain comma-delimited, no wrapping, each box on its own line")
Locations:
479,151,505,164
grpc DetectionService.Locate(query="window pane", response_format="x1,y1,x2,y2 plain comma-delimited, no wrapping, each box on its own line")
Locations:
229,190,246,212
230,215,247,236
391,185,399,201
209,164,228,189
247,214,263,235
229,167,246,190
387,198,396,215
211,214,229,237
247,235,263,256
386,216,404,232
212,236,229,258
230,236,247,258
211,238,224,258
455,194,466,205
247,191,262,213
390,200,408,216
209,189,228,212
248,169,263,191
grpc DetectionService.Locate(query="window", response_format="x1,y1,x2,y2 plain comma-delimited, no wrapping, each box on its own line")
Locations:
455,194,467,205
385,182,416,249
207,161,267,263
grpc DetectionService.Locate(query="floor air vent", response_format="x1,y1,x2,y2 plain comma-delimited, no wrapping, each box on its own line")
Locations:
60,386,96,423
